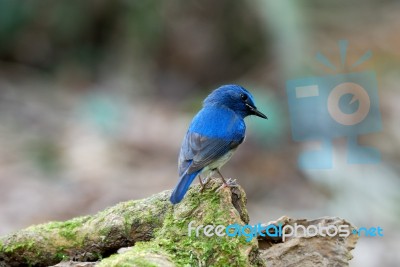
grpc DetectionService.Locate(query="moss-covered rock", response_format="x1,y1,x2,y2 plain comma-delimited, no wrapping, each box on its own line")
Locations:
0,178,359,267
99,179,263,266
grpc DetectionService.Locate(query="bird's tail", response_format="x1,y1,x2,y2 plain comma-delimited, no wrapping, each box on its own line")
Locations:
170,170,201,204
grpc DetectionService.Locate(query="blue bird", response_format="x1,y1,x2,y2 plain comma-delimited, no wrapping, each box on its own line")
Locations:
170,84,267,204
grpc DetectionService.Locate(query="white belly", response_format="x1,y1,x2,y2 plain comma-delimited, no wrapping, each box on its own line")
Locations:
201,148,237,175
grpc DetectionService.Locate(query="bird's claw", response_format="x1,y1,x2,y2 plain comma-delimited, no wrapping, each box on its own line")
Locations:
202,176,210,185
199,176,211,192
216,178,238,192
225,178,238,186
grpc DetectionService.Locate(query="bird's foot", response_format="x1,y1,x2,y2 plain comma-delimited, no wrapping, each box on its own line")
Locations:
225,178,238,187
199,176,211,193
216,178,238,192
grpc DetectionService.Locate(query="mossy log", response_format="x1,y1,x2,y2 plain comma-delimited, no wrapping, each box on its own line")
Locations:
0,179,359,267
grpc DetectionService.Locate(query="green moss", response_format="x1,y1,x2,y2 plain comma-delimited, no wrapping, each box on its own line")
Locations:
54,246,68,262
58,220,84,240
130,258,158,267
2,216,91,265
4,240,34,254
2,239,41,266
1,179,261,266
99,243,170,267
98,225,112,239
158,183,259,266
29,215,88,243
102,181,259,266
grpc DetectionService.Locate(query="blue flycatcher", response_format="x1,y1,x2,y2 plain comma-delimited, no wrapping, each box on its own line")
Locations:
170,84,267,204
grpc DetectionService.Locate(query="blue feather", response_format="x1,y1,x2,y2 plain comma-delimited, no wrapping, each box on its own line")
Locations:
170,169,202,204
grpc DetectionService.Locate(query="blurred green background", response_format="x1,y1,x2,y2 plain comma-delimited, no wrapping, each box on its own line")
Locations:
0,1,399,266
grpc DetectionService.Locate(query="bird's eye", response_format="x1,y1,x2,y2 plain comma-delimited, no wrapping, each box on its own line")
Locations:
240,94,248,101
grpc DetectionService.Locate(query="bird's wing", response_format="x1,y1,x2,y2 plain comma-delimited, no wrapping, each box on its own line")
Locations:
178,131,244,176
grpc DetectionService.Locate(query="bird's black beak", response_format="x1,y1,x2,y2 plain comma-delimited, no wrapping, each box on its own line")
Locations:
246,103,268,119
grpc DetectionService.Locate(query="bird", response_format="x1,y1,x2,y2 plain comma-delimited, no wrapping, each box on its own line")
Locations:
170,84,267,204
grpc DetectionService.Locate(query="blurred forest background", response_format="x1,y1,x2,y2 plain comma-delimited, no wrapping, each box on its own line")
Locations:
0,0,399,266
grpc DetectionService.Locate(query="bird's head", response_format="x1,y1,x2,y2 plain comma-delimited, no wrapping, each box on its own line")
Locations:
203,84,268,119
